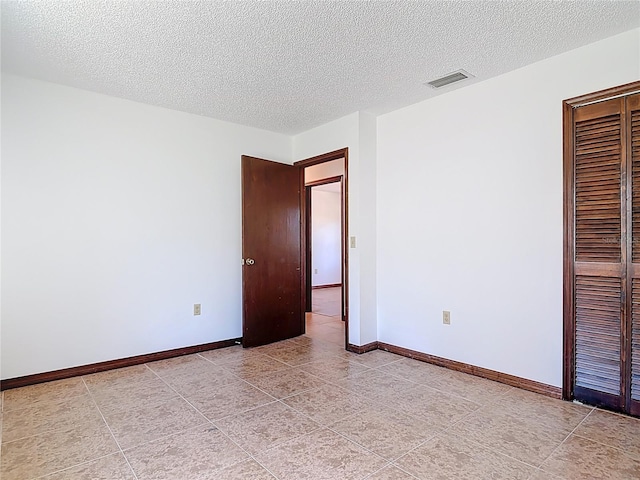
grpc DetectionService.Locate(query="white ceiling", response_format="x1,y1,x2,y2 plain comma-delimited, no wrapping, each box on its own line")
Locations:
2,1,639,135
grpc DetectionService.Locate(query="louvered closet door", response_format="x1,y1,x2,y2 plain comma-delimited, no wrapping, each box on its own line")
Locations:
573,97,626,410
629,93,640,416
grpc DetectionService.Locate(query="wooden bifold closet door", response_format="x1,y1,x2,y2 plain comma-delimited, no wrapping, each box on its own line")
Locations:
564,82,640,417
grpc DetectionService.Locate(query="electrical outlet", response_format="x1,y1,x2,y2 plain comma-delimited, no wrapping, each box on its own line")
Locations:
194,304,201,316
350,236,356,248
443,310,451,325
314,268,318,274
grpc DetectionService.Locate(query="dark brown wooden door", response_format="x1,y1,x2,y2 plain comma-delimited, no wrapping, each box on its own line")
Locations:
566,87,640,416
241,155,303,348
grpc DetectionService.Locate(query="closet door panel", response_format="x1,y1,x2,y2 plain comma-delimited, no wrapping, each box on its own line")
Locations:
629,93,640,415
572,98,625,410
575,276,622,397
574,100,622,263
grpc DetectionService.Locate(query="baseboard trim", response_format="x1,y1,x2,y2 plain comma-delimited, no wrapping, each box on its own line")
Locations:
378,342,562,399
312,283,342,290
1,337,562,399
0,338,242,391
347,341,379,354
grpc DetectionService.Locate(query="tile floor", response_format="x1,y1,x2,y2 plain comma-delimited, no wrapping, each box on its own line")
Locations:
2,336,640,478
306,286,345,346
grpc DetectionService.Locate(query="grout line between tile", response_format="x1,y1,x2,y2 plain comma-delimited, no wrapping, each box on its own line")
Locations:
324,423,399,464
79,377,140,480
30,452,129,480
533,405,596,472
423,404,549,472
141,362,285,478
363,461,421,480
570,431,640,460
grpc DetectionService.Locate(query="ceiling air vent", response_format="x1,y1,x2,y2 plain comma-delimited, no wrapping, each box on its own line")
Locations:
425,70,473,88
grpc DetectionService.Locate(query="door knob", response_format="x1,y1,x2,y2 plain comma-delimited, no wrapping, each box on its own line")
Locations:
246,258,255,265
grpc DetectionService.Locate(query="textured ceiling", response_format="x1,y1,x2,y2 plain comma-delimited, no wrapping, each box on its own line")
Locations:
2,1,639,135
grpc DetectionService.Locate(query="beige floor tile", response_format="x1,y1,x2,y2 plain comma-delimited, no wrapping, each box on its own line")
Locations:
124,425,248,480
394,432,536,480
573,409,640,460
90,377,178,416
244,368,327,399
282,383,377,425
0,421,118,480
306,313,338,325
183,380,275,420
300,357,369,382
315,339,358,353
83,365,157,391
377,358,453,381
329,403,438,460
198,345,264,365
448,405,569,467
305,324,346,346
539,434,640,479
261,343,336,366
253,339,304,354
103,397,207,449
256,428,387,480
215,459,277,479
312,304,342,316
367,465,418,479
214,401,319,455
319,332,346,346
389,383,480,429
430,371,514,405
491,388,592,433
528,469,563,480
146,354,220,379
336,369,416,399
160,367,238,396
289,334,334,348
349,350,403,368
324,320,345,331
305,321,340,333
310,341,365,361
2,394,104,443
3,378,88,412
378,358,513,405
267,345,340,367
43,453,136,479
219,354,290,379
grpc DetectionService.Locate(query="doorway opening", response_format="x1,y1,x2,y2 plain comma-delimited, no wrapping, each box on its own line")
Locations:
294,149,348,349
306,177,344,346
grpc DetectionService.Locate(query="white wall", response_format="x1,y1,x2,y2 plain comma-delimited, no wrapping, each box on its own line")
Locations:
1,74,291,379
311,189,341,287
358,112,378,344
376,28,640,387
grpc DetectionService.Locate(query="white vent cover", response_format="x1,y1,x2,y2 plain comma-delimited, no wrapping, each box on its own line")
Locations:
425,70,474,88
